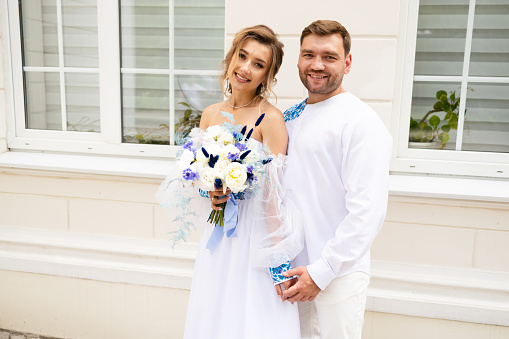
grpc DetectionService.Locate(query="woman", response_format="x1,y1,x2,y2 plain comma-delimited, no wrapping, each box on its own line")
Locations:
183,25,301,338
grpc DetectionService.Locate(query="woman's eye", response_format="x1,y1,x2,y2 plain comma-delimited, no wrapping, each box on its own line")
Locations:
255,63,264,69
239,53,246,59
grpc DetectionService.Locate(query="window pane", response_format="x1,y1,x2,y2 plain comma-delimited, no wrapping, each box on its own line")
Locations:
120,0,169,69
25,72,62,130
122,74,170,144
174,0,225,70
470,1,509,77
21,0,59,67
62,0,99,68
414,0,470,76
65,73,100,132
462,83,509,153
409,81,462,150
174,74,223,144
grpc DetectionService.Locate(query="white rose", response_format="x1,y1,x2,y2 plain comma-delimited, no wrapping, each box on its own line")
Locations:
188,127,204,144
199,167,216,191
178,149,195,171
196,147,209,164
218,131,234,146
224,144,240,160
203,125,225,144
214,160,230,180
225,162,248,193
204,144,224,160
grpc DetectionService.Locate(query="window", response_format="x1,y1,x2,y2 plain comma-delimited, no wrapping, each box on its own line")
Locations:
395,0,509,178
6,0,225,157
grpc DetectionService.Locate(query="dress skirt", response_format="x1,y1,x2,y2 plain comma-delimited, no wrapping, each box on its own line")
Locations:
183,198,301,339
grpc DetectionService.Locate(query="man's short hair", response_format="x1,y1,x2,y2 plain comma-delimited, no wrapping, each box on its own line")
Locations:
300,20,351,56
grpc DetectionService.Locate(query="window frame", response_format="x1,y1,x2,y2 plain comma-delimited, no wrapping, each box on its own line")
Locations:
4,0,223,159
392,0,509,179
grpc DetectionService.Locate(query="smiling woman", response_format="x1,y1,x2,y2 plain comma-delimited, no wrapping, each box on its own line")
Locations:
167,25,303,339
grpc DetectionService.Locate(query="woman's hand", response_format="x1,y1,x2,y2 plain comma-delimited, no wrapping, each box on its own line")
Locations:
208,187,232,210
275,277,298,301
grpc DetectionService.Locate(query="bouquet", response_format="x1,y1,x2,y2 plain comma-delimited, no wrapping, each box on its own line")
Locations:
176,112,271,227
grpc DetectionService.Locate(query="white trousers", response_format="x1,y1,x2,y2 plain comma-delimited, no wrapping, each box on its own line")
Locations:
298,272,369,339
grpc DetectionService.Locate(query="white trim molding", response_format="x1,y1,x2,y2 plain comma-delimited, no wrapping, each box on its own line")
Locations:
0,225,508,326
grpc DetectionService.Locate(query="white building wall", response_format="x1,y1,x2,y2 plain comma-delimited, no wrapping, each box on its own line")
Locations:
1,1,509,339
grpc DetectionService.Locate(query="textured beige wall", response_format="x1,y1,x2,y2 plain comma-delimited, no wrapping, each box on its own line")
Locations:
0,270,189,339
363,311,509,339
373,196,509,272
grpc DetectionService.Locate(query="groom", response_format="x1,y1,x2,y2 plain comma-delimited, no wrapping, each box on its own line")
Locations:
281,20,392,339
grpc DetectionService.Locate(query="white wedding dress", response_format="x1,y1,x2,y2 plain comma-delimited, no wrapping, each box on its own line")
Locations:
181,140,302,339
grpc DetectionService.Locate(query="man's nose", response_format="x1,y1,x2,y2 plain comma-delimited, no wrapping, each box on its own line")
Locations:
311,57,325,70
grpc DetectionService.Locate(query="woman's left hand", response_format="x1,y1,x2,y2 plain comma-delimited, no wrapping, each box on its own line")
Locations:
275,278,298,301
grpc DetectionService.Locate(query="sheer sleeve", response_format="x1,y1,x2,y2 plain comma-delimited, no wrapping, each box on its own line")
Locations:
249,154,304,284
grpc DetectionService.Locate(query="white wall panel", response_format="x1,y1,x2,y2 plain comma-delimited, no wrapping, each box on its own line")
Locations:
0,90,6,138
343,38,398,101
226,0,400,36
366,102,392,131
272,37,303,98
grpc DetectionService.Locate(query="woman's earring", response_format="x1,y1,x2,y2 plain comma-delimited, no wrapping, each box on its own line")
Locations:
226,79,232,94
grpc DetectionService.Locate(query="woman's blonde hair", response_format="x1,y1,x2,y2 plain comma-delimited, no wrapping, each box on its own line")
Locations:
219,25,284,99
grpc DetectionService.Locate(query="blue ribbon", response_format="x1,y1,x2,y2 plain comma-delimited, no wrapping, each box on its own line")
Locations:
206,194,238,252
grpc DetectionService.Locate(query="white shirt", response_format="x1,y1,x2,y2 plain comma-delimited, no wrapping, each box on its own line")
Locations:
284,92,392,290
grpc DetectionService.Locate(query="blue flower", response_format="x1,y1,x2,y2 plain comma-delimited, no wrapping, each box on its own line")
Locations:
183,141,196,157
236,143,248,152
246,165,253,173
227,152,239,161
182,168,199,181
183,140,193,150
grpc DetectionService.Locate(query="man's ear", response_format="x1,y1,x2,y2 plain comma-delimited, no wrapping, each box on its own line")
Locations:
344,53,352,75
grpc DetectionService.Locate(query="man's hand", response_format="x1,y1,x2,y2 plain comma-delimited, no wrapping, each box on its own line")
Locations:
281,266,321,303
208,187,231,210
275,278,298,301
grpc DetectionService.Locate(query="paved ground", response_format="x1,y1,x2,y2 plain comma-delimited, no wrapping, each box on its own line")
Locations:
0,330,61,339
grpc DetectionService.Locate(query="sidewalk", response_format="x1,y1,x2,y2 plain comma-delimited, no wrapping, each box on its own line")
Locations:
0,330,61,339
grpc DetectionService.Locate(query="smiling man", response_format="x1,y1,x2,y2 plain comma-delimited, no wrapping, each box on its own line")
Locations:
282,20,393,339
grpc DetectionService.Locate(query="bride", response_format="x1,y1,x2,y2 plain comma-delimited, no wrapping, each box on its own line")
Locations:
180,25,302,338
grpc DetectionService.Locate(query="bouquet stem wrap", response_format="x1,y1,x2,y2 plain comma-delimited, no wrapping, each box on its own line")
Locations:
206,194,238,252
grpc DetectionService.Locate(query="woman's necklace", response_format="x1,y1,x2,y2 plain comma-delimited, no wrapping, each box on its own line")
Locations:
227,95,259,109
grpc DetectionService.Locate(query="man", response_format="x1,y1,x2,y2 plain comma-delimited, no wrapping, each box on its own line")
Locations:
281,20,392,339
